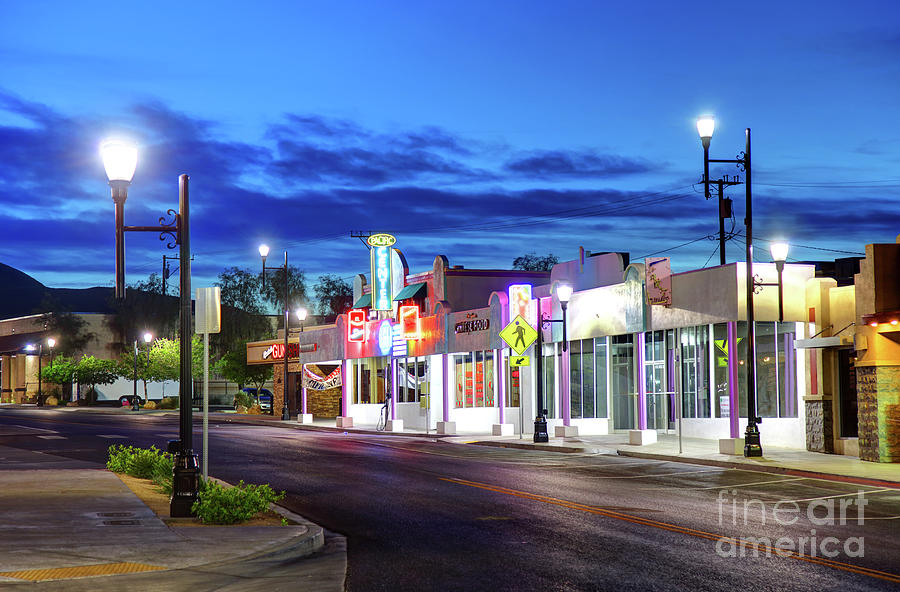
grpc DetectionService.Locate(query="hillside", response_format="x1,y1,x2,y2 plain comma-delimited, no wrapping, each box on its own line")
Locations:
0,263,115,318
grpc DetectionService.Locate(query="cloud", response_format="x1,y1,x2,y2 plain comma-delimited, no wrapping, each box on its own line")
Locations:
504,149,655,179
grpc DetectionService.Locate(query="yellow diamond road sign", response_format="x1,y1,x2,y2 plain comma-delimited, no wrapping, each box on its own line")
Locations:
509,355,530,367
500,315,537,355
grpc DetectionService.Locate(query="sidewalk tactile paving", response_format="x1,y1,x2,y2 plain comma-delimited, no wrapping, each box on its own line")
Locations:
0,561,165,582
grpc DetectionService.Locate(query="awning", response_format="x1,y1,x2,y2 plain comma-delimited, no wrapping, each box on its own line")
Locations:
352,293,371,309
393,282,427,301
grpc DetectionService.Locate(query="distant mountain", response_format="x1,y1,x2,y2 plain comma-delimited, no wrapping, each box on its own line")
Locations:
0,263,115,319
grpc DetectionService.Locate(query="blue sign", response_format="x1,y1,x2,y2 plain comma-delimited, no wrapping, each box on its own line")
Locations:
392,323,408,358
371,246,393,310
377,320,393,356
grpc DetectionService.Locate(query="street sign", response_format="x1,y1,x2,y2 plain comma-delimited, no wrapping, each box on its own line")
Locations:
509,355,530,367
499,315,538,355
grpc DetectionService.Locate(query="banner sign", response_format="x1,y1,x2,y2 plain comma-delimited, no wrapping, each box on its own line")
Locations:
371,246,394,310
508,284,536,326
302,366,342,390
645,257,672,307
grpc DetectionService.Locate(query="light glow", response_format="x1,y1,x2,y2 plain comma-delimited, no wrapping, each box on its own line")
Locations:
696,117,715,140
25,344,35,352
370,246,393,310
143,332,153,343
508,284,535,325
556,284,573,303
258,244,270,258
296,307,308,321
46,338,56,348
870,322,879,327
770,241,790,263
100,139,138,182
377,320,393,355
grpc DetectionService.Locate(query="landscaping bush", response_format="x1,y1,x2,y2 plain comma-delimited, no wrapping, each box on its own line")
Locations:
107,445,174,495
192,479,285,524
233,391,251,409
158,396,178,409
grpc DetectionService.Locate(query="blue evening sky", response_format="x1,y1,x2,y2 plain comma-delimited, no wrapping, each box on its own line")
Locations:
1,1,898,301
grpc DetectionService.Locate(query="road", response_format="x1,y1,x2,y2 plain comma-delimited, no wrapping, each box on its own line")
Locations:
1,408,899,591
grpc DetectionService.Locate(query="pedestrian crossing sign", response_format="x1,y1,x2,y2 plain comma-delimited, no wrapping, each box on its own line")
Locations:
499,315,537,355
509,355,530,367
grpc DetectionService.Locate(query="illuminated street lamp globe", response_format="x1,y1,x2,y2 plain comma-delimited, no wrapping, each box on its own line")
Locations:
100,140,138,183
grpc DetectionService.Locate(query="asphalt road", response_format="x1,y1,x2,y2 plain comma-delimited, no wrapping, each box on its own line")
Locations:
2,408,899,592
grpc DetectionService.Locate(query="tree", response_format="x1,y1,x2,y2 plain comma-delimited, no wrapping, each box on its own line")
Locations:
214,348,273,394
105,273,179,352
261,264,308,317
512,252,559,271
34,296,96,357
41,356,77,400
215,267,273,358
314,274,353,320
73,356,118,401
116,342,154,400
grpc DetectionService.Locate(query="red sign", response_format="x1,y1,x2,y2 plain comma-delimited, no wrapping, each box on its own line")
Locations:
399,305,420,339
348,309,366,342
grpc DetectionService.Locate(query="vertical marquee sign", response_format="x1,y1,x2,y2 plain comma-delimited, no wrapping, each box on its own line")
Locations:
348,309,366,342
368,233,396,311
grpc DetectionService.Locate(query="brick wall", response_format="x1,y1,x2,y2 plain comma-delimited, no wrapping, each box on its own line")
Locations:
805,399,834,453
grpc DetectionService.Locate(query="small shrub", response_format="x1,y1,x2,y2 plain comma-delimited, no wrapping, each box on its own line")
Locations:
192,479,285,524
233,391,251,409
107,445,174,495
158,396,178,409
247,404,262,415
45,396,59,406
143,400,157,410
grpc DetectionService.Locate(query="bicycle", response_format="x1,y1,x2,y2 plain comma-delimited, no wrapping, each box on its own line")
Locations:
376,391,391,431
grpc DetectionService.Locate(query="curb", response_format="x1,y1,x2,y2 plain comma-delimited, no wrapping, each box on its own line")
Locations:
465,440,587,453
616,449,900,489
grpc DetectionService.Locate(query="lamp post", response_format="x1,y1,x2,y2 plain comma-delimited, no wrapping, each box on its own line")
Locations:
26,344,43,407
534,284,573,443
697,117,762,457
101,139,198,517
47,338,55,369
260,245,293,420
770,242,789,323
132,332,153,411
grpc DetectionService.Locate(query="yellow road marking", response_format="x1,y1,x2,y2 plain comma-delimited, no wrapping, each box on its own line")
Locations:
0,562,164,582
441,477,900,585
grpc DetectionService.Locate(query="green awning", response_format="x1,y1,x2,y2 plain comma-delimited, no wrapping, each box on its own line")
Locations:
393,282,427,301
352,293,371,308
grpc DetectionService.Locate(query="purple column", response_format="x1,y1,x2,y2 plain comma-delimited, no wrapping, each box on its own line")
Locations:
727,322,739,438
341,359,350,419
496,348,505,424
391,358,397,420
442,353,450,422
561,345,571,426
784,332,795,417
636,332,647,430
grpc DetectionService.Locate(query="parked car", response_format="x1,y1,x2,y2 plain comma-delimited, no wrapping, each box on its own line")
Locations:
236,387,272,411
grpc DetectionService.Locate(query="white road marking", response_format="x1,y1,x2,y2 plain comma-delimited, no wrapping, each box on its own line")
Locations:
36,435,67,440
97,434,128,439
773,488,892,504
585,469,721,479
672,476,807,490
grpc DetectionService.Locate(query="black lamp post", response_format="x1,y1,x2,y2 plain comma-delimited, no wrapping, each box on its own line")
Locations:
534,284,572,443
697,117,762,457
101,139,198,517
260,245,292,420
26,343,43,407
132,332,153,411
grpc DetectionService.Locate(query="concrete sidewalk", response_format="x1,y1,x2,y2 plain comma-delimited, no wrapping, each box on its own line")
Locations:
0,440,345,590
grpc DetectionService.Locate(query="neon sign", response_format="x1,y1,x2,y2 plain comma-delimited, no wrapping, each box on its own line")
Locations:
371,246,393,310
366,233,396,248
508,284,536,325
392,323,407,357
348,309,366,342
399,305,420,340
263,343,300,360
377,320,393,356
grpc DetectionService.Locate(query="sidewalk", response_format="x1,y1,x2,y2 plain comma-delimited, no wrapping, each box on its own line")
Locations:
0,436,345,589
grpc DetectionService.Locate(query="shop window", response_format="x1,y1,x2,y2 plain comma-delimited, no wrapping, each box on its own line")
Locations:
611,334,635,430
506,360,521,408
454,351,495,408
681,325,711,418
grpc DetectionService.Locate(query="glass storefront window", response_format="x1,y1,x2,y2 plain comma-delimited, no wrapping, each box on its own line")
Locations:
611,334,635,429
594,337,608,419
681,326,711,418
454,351,495,408
506,361,521,407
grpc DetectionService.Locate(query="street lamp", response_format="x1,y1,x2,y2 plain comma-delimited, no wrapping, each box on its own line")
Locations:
533,283,573,443
101,139,198,517
296,307,308,331
47,338,55,369
770,242,789,323
696,117,762,457
260,245,292,420
132,332,154,411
